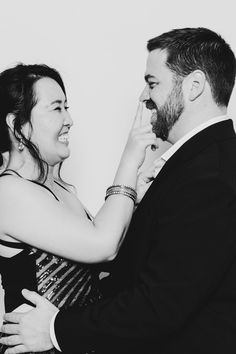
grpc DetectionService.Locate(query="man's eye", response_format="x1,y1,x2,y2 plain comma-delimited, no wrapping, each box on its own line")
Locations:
148,82,157,89
65,106,69,111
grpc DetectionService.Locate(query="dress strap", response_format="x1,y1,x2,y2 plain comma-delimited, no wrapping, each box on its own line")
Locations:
0,239,28,249
0,172,29,250
30,181,59,201
0,173,13,177
3,169,22,177
0,169,59,201
54,180,70,192
55,180,92,220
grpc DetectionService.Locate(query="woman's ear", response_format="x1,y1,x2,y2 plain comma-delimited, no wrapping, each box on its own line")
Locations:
6,113,16,133
188,70,206,101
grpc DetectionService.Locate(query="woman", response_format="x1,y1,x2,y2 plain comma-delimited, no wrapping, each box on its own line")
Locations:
0,64,156,353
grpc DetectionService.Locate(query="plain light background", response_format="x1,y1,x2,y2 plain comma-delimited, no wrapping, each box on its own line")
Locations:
0,0,236,322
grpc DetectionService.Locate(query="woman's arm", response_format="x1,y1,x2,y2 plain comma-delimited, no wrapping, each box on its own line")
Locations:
0,106,157,263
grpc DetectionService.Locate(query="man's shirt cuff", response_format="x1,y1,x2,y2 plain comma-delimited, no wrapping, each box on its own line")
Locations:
50,310,61,352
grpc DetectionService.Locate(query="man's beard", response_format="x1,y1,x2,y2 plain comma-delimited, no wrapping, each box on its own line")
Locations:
148,78,184,141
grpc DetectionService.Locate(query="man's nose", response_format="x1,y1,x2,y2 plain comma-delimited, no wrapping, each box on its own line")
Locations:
139,85,150,102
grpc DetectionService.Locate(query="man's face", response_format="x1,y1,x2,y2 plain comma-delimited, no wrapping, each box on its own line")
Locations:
140,49,184,141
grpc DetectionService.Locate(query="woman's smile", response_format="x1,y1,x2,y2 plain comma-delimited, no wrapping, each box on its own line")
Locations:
58,132,70,144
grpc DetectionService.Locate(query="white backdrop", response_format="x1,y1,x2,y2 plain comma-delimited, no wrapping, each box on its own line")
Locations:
0,0,236,321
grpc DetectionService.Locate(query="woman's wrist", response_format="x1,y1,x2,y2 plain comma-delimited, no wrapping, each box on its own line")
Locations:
113,162,138,188
119,151,143,171
105,184,137,204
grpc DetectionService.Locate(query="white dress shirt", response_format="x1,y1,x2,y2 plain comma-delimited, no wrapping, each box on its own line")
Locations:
160,115,229,166
50,114,229,351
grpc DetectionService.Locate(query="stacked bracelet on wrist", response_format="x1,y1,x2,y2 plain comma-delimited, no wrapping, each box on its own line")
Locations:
105,184,137,204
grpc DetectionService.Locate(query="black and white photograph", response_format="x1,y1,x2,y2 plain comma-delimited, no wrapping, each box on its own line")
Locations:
0,1,236,353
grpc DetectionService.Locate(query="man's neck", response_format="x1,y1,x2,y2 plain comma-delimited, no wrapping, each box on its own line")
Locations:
168,106,227,144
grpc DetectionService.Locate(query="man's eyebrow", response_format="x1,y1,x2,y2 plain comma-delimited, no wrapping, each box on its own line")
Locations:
144,74,156,82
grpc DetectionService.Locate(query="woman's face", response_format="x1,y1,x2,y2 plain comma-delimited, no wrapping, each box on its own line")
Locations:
27,77,73,166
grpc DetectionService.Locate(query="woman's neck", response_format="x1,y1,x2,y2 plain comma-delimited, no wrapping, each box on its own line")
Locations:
6,150,55,189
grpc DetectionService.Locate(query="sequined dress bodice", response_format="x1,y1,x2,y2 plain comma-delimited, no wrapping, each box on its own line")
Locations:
32,247,101,309
0,173,102,353
0,244,102,311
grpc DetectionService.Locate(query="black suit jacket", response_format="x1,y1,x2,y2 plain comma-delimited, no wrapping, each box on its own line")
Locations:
55,120,236,353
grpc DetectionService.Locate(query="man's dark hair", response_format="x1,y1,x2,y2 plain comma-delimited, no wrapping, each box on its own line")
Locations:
147,27,236,106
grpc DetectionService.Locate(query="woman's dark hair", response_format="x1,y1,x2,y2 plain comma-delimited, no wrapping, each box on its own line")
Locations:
0,63,67,181
147,27,236,107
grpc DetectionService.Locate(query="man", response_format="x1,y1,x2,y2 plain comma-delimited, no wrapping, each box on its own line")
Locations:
1,27,236,354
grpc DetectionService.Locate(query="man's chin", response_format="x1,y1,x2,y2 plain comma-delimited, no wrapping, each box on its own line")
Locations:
153,128,168,142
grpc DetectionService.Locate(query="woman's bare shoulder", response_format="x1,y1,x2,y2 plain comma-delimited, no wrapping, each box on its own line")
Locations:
0,174,26,188
0,175,52,201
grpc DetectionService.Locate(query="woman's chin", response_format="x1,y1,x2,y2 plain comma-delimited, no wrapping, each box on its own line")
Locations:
58,144,70,158
45,149,71,166
59,150,70,162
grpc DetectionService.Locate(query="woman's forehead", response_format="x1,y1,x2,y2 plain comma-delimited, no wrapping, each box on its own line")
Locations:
33,77,65,103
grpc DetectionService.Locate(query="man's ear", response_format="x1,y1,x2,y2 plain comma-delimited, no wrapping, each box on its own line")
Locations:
6,113,16,134
188,70,206,101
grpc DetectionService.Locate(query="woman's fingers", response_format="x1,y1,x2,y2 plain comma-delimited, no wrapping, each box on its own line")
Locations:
134,123,152,132
132,102,144,129
131,131,158,147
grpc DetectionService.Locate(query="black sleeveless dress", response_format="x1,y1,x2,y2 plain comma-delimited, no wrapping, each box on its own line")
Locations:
0,173,102,353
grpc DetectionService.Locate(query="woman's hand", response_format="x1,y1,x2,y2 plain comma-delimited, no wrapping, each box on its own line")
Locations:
136,158,166,204
136,165,157,205
121,103,158,171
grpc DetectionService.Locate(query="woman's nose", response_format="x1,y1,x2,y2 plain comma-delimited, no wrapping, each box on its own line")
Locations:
64,111,73,127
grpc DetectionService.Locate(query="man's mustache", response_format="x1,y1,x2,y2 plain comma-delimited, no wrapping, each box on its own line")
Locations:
145,99,156,110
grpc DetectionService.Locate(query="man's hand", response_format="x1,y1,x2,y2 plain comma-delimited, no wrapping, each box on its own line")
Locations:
0,289,58,354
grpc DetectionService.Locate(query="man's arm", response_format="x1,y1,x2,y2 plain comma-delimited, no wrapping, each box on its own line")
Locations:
0,290,57,353
54,177,236,352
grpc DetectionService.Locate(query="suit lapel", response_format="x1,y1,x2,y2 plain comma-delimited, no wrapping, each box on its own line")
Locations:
141,119,236,204
112,120,236,280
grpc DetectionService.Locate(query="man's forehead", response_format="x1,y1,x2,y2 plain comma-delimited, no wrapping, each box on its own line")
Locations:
145,49,169,77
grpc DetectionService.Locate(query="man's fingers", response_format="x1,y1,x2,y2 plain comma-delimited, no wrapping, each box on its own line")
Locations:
3,312,23,324
21,289,43,307
0,334,21,346
13,303,34,314
5,344,28,354
132,102,143,128
1,323,20,335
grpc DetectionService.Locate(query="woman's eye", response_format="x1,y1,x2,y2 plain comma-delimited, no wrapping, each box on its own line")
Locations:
54,106,69,112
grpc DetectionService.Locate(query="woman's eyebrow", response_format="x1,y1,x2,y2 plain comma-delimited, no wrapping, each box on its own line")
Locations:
50,99,63,105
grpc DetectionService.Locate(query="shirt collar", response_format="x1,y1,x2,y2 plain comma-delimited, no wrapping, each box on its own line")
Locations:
161,115,229,162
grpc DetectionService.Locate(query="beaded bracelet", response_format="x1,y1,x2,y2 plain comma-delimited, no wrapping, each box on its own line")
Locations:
105,184,137,204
